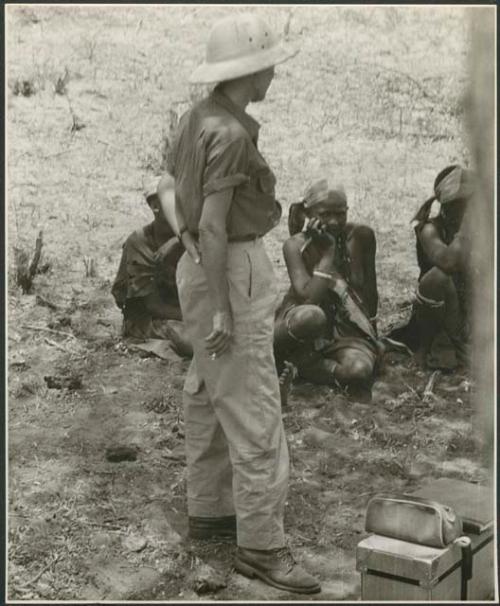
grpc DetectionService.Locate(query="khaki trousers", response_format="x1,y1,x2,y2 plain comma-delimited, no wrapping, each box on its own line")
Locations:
176,239,289,550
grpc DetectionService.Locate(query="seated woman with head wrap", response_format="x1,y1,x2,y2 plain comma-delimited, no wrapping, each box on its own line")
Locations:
388,165,474,369
111,176,192,358
274,179,382,397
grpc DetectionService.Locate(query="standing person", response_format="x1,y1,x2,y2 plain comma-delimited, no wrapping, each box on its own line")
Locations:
389,165,473,369
167,13,321,595
275,179,381,396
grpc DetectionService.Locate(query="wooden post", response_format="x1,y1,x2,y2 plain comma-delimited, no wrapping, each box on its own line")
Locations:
465,8,495,471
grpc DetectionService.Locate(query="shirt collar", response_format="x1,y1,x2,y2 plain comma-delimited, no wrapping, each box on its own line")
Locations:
212,89,260,142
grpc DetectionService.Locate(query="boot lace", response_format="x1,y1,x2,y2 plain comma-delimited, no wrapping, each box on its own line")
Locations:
273,547,296,572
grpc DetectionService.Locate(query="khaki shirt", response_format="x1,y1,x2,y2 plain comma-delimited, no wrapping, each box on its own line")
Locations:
167,89,281,240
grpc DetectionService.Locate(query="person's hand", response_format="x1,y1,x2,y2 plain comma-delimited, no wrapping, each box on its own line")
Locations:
288,202,306,236
305,218,336,245
205,310,233,357
180,231,201,265
154,238,183,266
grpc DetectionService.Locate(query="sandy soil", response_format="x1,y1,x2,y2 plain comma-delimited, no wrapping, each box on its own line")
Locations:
6,5,489,601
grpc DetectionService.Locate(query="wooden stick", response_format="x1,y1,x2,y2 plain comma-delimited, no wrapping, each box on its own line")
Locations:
423,370,441,401
35,294,59,311
42,147,82,159
22,324,75,339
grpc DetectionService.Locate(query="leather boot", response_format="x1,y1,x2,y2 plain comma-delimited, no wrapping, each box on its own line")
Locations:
188,515,236,541
234,546,321,594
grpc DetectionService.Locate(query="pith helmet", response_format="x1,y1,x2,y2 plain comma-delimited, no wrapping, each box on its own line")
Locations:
190,13,298,84
143,175,161,202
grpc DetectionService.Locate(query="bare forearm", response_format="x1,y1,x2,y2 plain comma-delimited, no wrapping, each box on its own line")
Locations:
302,253,337,303
434,237,468,273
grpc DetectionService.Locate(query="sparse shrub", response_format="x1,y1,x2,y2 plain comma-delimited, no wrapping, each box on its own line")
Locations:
70,115,86,133
14,231,43,294
12,78,36,97
83,257,97,278
54,68,70,95
16,7,40,26
81,34,99,62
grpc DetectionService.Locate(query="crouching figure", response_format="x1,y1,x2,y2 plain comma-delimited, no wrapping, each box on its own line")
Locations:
390,165,473,369
111,176,192,358
274,179,382,396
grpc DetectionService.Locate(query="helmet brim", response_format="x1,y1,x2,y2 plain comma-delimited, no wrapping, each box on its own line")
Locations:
189,42,299,84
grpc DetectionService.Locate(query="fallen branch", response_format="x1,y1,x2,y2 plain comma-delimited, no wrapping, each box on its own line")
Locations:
35,294,59,310
41,147,82,160
97,138,114,147
22,324,75,339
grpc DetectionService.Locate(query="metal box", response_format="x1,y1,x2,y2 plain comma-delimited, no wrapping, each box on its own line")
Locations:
356,479,495,601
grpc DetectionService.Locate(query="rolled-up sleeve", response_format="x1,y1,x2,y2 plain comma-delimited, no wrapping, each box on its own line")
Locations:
203,136,250,197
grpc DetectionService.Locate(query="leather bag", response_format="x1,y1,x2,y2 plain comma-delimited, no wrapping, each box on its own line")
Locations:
365,494,463,548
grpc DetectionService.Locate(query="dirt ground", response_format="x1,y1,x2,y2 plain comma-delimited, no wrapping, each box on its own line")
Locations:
6,5,490,602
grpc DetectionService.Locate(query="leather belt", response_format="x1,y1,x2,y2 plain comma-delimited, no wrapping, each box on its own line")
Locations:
228,234,260,243
189,233,260,243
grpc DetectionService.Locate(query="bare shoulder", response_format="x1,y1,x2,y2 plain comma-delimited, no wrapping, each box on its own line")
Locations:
347,223,376,242
418,221,440,243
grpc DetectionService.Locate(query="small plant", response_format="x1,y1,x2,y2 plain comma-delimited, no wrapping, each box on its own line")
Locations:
82,34,99,62
63,93,86,133
83,257,97,278
12,78,36,97
70,114,86,133
14,231,43,294
54,67,70,96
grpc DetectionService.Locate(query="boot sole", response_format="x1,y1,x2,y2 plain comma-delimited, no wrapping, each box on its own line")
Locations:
234,557,321,595
188,531,236,543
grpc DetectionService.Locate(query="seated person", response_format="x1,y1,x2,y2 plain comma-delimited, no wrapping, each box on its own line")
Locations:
274,179,382,395
111,176,192,358
389,165,473,369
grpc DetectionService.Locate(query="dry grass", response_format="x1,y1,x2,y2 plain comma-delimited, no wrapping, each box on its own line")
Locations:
6,6,470,313
6,5,484,601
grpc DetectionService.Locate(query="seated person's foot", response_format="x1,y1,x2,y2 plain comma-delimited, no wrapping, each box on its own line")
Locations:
279,361,297,408
188,515,236,542
234,546,321,594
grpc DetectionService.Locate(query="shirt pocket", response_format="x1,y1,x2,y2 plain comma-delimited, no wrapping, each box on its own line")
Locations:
245,247,278,302
254,167,276,196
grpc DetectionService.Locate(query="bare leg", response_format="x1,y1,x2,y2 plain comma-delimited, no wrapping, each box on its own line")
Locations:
274,304,327,372
415,266,467,367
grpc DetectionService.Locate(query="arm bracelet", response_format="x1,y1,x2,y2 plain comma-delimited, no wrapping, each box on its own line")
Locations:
313,270,335,281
